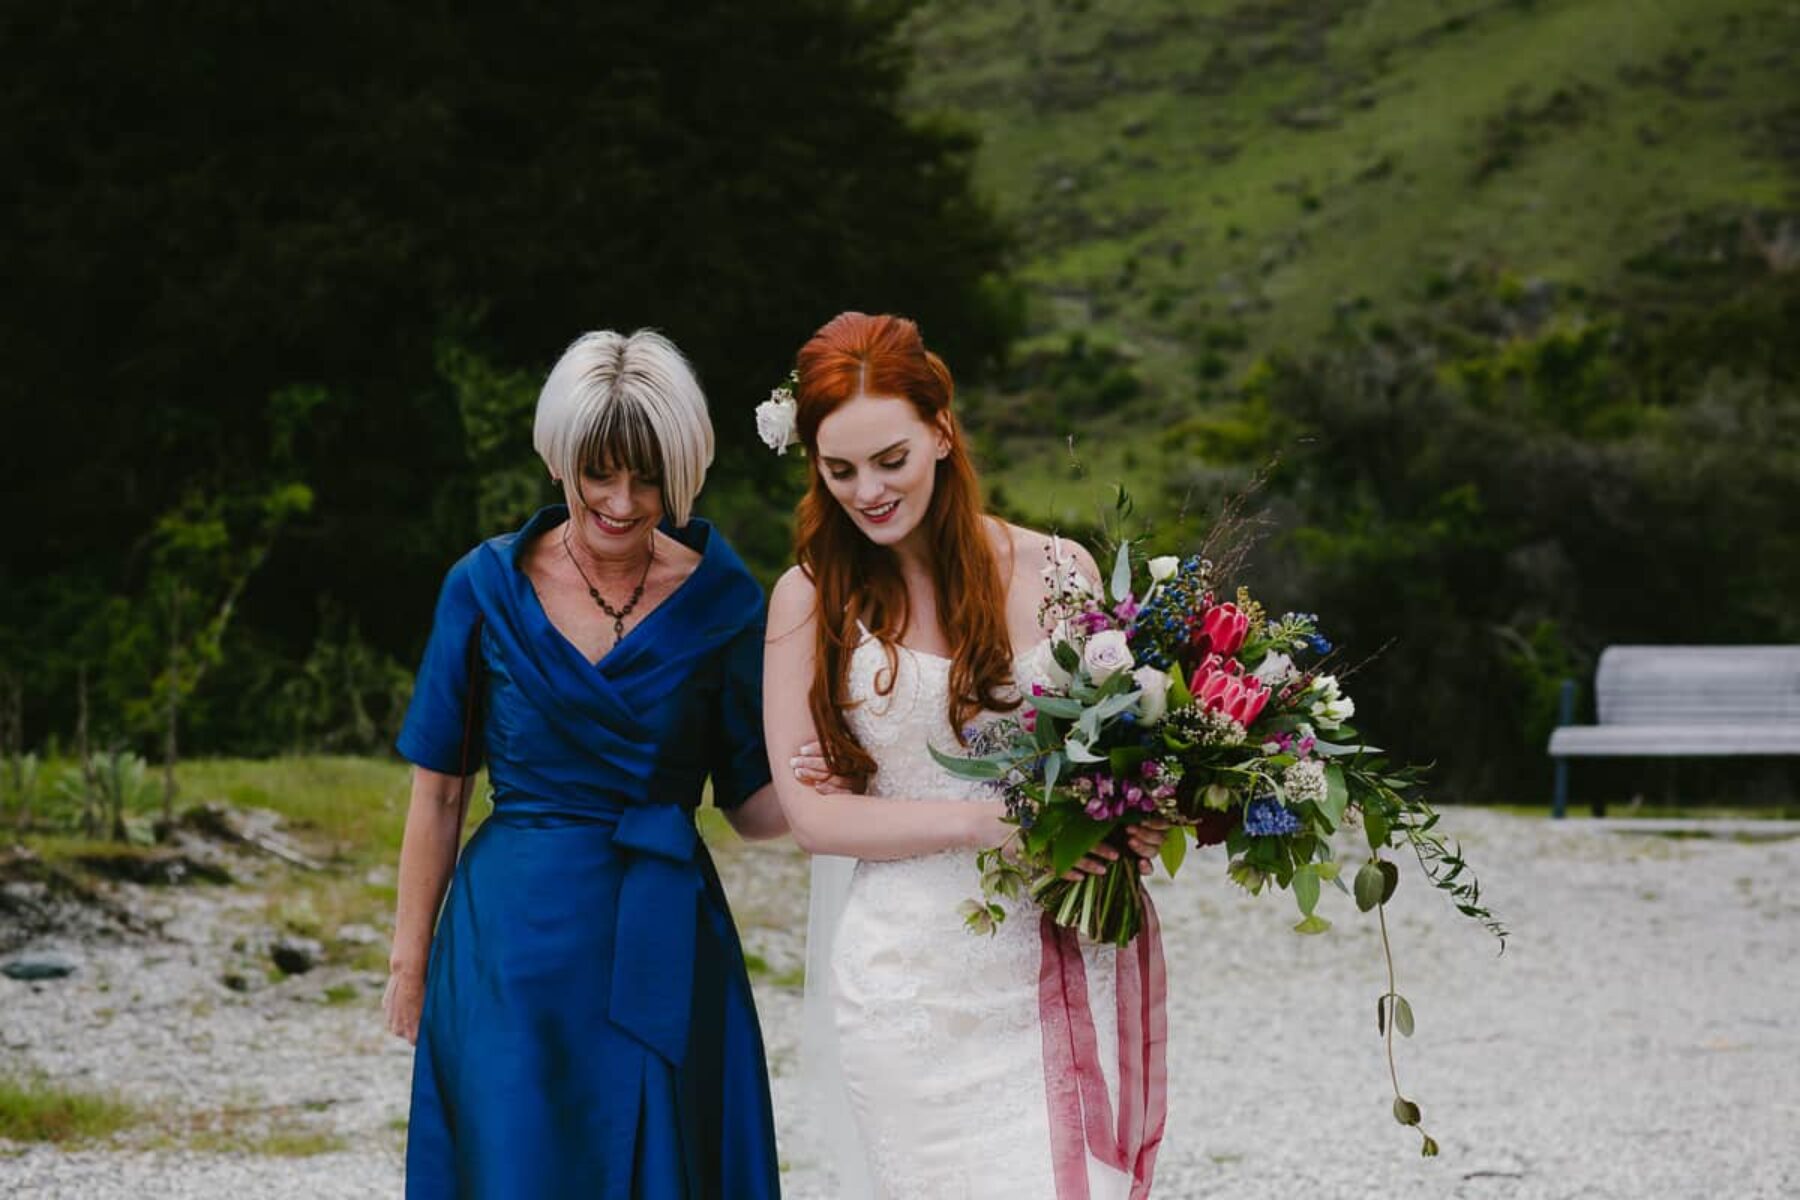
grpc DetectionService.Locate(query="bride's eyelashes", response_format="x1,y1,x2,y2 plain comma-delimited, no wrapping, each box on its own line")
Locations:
827,454,908,482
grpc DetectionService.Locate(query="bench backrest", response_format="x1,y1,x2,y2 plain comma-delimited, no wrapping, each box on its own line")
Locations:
1595,645,1800,725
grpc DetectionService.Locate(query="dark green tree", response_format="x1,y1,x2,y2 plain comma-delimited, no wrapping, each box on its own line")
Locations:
2,0,1016,752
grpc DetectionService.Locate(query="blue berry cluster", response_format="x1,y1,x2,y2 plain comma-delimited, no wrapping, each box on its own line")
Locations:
1273,611,1331,657
1132,554,1214,671
1243,796,1302,837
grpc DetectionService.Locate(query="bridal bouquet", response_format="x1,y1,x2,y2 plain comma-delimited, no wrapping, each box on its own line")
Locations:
932,502,1505,1154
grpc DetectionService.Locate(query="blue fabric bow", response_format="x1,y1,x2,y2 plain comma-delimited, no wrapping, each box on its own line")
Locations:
609,803,704,1066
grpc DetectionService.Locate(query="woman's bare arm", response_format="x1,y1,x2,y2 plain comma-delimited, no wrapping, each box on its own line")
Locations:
763,567,1010,859
383,766,472,1042
722,783,790,841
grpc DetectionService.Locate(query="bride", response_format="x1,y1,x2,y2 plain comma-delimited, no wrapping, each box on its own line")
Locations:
763,312,1169,1199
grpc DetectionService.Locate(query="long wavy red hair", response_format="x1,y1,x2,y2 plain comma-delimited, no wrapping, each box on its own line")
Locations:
793,312,1019,782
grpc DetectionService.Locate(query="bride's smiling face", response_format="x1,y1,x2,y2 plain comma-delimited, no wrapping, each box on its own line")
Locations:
814,393,948,549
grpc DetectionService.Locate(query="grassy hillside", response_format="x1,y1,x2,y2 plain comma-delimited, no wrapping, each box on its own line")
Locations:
902,0,1798,523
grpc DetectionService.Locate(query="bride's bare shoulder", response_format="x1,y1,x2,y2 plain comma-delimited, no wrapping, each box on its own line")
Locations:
989,518,1101,587
768,565,818,639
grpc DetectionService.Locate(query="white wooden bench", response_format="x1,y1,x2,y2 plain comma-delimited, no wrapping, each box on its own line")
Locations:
1547,645,1800,817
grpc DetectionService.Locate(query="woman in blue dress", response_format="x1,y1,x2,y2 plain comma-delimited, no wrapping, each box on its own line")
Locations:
382,329,790,1198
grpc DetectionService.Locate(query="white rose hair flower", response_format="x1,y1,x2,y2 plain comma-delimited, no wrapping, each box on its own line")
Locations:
755,372,800,455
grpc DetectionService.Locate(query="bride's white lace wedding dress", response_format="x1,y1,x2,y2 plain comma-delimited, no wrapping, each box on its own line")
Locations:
807,628,1157,1199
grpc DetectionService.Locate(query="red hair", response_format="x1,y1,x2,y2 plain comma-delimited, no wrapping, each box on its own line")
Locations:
793,312,1018,783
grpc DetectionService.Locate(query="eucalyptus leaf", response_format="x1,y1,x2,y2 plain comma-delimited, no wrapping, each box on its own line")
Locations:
1053,641,1081,674
1065,738,1106,764
1030,694,1086,720
1392,1098,1422,1127
1376,995,1388,1035
1042,751,1063,797
1092,690,1144,721
1110,541,1132,604
1379,860,1400,903
928,743,1006,780
1313,741,1382,757
1394,996,1415,1037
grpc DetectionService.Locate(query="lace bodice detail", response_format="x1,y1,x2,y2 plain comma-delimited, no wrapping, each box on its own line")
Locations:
842,633,1034,804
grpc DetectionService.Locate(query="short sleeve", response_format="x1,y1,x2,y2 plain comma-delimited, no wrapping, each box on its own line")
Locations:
708,610,772,811
396,554,486,776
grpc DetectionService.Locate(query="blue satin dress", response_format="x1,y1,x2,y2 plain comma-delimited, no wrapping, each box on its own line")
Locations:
396,506,781,1199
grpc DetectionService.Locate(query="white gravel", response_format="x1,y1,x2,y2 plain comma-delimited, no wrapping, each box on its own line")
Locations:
4,809,1798,1198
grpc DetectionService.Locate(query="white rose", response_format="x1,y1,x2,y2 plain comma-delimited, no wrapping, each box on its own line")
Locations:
1025,637,1073,690
1252,651,1296,687
1147,555,1179,583
754,393,798,454
1132,665,1170,724
1081,629,1134,683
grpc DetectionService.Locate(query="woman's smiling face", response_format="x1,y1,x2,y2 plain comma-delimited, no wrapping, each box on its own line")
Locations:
813,392,946,550
569,458,664,555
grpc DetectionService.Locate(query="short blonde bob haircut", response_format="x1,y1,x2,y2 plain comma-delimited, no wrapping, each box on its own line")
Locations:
532,329,715,528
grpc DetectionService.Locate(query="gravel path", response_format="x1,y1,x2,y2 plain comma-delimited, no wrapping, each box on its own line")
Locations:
3,809,1797,1198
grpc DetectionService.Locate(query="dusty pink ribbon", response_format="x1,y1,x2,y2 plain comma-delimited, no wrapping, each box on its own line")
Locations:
1038,894,1169,1198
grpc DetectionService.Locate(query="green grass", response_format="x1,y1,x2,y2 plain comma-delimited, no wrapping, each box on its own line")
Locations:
0,1073,145,1145
177,757,433,953
175,756,428,863
17,757,750,964
903,0,1799,522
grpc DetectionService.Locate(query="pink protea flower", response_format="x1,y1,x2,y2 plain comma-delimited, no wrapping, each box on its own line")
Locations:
1195,601,1251,658
1189,653,1272,729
